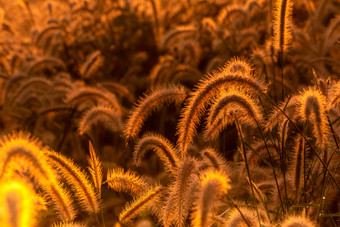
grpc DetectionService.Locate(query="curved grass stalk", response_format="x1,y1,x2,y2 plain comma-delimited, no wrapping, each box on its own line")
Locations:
78,105,123,135
177,66,267,156
87,141,103,198
273,0,294,99
65,87,122,114
45,150,99,214
0,132,76,221
281,216,315,227
299,88,329,148
192,170,231,227
119,185,164,224
106,168,149,196
233,113,263,226
26,56,66,76
80,51,104,79
124,85,187,141
134,133,179,173
201,147,229,171
9,77,51,106
204,88,264,140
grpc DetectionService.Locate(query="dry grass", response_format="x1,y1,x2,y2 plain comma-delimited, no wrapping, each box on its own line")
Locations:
0,0,339,226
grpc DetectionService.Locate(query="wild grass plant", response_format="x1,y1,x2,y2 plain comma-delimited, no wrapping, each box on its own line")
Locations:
0,0,339,226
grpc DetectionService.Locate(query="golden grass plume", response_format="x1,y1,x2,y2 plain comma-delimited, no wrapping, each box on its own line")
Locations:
134,133,179,173
106,168,149,196
78,105,123,135
87,141,103,199
119,185,164,224
204,88,264,140
192,170,231,227
45,150,99,214
124,85,187,141
273,0,293,53
0,178,37,227
299,88,329,148
0,132,76,221
177,59,267,156
281,215,315,227
163,157,199,226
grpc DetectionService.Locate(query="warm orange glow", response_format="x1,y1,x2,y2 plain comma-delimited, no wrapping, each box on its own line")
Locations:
0,0,339,225
0,179,37,227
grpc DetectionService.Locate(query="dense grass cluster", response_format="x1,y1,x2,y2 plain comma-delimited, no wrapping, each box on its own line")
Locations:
0,0,339,226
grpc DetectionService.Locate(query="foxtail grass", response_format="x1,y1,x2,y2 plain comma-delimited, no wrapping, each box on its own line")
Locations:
106,168,149,196
191,170,231,227
291,136,305,199
65,87,122,114
87,141,103,198
124,85,187,141
273,0,293,54
204,88,264,140
78,105,123,135
224,208,269,227
134,133,179,173
80,50,104,79
281,216,315,227
273,0,294,99
299,88,329,148
0,178,37,227
201,147,229,171
177,60,267,156
119,185,164,224
163,157,199,226
0,132,76,221
45,150,99,214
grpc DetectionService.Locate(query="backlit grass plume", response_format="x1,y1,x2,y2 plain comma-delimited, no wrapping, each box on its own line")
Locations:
299,88,328,148
80,50,104,79
163,157,199,226
9,77,51,106
134,133,179,173
329,81,340,107
52,222,88,227
224,207,269,227
87,141,103,199
43,179,76,222
204,88,264,140
65,87,122,114
192,170,231,227
177,60,267,156
106,168,149,196
265,95,300,132
78,105,123,135
273,0,293,53
266,88,329,148
26,56,66,76
0,132,76,221
281,216,315,227
119,185,164,224
201,147,229,171
124,85,187,141
224,57,253,76
0,132,50,181
45,150,99,214
0,178,37,227
290,135,305,197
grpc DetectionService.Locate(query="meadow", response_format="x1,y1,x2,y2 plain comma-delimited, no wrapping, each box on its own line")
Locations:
0,0,339,226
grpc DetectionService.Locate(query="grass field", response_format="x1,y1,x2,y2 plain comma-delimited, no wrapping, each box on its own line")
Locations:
0,0,339,226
